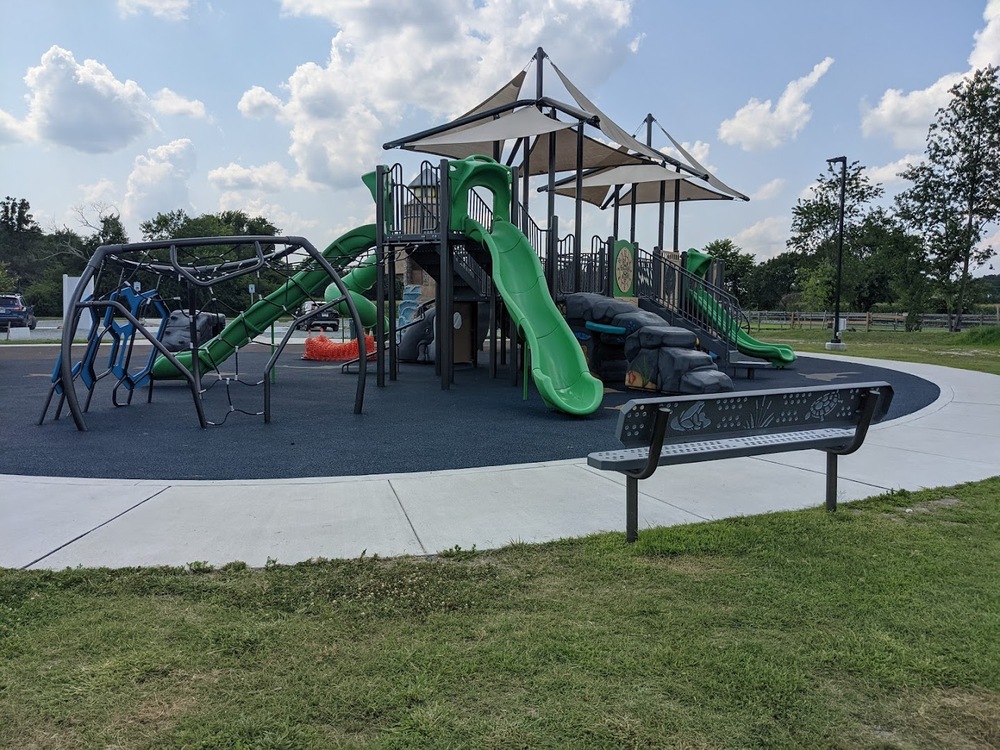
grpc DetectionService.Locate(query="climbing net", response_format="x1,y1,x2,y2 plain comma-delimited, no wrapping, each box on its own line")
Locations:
42,235,369,431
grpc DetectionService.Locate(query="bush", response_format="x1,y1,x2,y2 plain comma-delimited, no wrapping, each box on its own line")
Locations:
953,325,1000,346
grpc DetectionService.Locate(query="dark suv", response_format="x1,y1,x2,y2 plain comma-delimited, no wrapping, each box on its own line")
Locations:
0,293,36,330
295,300,340,332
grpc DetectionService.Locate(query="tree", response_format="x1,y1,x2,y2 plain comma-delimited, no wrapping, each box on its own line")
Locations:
896,65,1000,330
787,161,898,313
0,260,18,291
0,196,44,284
137,209,283,316
140,209,192,240
140,209,280,241
745,252,801,310
701,238,756,304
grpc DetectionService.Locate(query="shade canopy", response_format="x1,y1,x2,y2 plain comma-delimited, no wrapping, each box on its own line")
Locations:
546,162,732,208
550,62,677,168
614,179,732,207
406,106,575,160
386,56,704,180
522,131,647,176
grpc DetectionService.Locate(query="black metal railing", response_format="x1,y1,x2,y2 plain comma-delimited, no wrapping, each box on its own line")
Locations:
385,161,443,238
634,245,744,351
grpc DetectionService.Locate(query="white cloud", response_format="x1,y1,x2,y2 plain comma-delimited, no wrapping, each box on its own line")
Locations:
750,178,785,201
243,0,636,190
80,178,119,207
867,154,924,187
975,228,999,275
0,108,27,144
860,74,963,150
863,0,1000,150
969,0,1000,69
659,140,717,174
733,215,789,261
152,88,206,118
629,33,645,53
718,57,834,152
238,86,283,119
797,182,818,202
216,194,318,234
123,139,196,226
117,0,191,21
208,162,293,191
20,45,157,154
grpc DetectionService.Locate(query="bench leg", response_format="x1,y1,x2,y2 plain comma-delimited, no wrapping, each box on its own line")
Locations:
826,452,838,512
626,475,638,543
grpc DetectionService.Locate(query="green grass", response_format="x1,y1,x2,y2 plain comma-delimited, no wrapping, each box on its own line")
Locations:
2,482,999,749
2,325,999,747
755,325,1000,376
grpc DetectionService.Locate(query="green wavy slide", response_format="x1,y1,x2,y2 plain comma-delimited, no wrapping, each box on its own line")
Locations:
151,225,379,379
447,155,603,416
463,216,604,416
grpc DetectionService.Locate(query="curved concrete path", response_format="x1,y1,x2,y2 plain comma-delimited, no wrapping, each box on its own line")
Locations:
3,355,998,570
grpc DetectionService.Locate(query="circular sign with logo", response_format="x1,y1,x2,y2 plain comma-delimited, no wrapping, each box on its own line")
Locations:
614,242,635,297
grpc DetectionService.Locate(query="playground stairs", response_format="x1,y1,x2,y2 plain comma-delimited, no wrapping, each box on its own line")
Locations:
633,248,769,375
404,242,492,303
637,296,768,376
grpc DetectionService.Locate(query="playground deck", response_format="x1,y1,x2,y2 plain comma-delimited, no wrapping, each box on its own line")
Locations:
3,344,938,481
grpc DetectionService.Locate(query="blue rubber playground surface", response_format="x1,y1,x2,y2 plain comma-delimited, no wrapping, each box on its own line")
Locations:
3,343,938,481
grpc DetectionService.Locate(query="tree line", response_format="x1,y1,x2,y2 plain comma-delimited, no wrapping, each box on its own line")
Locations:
705,65,1000,331
3,66,1000,329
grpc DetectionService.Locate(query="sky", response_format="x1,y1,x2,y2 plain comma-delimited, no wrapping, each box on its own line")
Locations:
1,0,998,275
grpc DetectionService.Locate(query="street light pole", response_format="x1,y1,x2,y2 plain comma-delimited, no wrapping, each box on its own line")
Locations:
825,156,847,352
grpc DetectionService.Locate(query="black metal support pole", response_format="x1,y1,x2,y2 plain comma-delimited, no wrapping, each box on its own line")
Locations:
489,288,498,378
547,216,558,297
521,142,530,229
187,282,207,428
58,255,102,431
606,235,615,297
626,475,639,543
375,164,386,387
613,186,621,239
510,165,520,227
827,155,847,344
644,115,667,254
658,181,666,252
509,311,519,386
439,159,453,389
388,243,398,381
535,46,545,99
546,109,558,297
672,175,681,252
826,452,839,511
629,186,637,245
574,124,584,292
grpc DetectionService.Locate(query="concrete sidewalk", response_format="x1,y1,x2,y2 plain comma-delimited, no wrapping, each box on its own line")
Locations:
3,354,999,570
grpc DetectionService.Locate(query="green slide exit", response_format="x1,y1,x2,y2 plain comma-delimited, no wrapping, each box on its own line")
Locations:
151,225,380,379
685,248,795,367
688,288,796,367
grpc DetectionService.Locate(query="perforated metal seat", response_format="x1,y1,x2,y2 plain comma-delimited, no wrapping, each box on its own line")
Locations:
587,382,895,542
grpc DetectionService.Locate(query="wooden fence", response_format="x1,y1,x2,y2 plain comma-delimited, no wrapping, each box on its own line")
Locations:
744,309,1000,332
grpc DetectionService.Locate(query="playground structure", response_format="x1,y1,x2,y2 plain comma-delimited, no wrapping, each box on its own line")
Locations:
42,235,374,430
43,48,795,429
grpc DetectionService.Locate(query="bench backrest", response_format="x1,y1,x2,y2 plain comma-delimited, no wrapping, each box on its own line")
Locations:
616,382,894,448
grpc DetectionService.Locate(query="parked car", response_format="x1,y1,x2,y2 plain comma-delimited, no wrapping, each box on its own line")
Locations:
295,300,340,332
0,293,37,330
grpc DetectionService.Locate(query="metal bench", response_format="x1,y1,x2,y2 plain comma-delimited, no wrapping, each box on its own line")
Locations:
588,382,894,542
